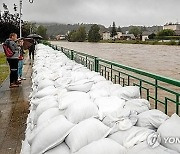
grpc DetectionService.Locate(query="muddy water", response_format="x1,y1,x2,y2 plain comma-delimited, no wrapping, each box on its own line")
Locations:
51,41,180,80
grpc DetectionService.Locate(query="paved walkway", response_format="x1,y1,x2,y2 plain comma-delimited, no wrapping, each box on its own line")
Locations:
0,58,32,154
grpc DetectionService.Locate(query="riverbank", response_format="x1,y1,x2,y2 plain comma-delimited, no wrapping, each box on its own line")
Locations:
99,40,180,46
0,53,9,84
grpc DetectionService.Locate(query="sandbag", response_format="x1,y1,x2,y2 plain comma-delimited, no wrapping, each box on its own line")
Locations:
74,138,127,154
31,95,57,106
58,91,90,110
127,141,179,154
91,80,113,91
31,115,75,154
90,75,106,83
65,118,111,153
37,108,64,126
37,79,54,91
70,71,87,82
136,109,169,129
94,96,125,119
157,113,180,152
124,98,150,114
54,77,72,88
112,86,140,100
89,89,110,100
33,86,57,99
108,126,154,148
20,139,30,154
44,142,70,154
34,100,58,123
66,79,94,92
65,101,98,124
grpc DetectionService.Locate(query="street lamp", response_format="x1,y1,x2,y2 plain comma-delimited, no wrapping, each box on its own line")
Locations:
19,0,34,38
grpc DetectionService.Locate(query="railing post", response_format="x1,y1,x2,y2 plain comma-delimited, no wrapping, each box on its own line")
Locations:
56,45,58,50
71,50,74,60
94,57,99,72
61,47,64,52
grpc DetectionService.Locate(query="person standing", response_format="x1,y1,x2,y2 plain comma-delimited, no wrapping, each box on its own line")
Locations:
17,39,26,81
4,33,21,88
28,39,36,64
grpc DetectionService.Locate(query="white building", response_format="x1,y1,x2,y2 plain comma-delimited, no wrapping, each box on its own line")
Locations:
163,23,180,31
102,31,111,40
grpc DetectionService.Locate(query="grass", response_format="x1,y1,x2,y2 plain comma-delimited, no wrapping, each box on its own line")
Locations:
0,52,9,84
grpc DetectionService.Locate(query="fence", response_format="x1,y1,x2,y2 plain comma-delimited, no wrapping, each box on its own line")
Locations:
50,44,180,116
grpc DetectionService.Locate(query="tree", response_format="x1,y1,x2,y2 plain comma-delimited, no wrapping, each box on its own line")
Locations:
129,26,142,37
88,24,101,42
117,26,122,32
157,29,175,36
36,25,48,39
148,33,156,39
111,22,117,38
67,26,86,42
0,3,30,42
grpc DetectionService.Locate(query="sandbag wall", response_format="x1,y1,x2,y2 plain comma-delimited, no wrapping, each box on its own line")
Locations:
21,44,180,154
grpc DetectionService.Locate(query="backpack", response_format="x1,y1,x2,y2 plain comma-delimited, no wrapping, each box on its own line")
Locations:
2,43,14,57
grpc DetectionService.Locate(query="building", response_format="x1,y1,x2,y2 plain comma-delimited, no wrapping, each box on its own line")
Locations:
142,31,153,41
56,35,66,40
121,34,135,40
163,23,180,36
102,31,111,40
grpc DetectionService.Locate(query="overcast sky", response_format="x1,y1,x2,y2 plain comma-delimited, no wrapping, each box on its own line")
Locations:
1,0,180,27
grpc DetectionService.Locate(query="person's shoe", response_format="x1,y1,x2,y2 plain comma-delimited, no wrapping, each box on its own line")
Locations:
15,81,21,85
18,78,22,81
9,83,19,88
20,77,26,80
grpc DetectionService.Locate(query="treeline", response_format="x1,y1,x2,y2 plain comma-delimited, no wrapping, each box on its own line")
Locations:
67,24,101,42
0,3,48,42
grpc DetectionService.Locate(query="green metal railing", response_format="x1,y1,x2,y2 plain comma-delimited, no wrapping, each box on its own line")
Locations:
50,44,180,116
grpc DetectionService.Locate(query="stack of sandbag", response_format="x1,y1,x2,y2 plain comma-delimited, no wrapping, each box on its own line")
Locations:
20,44,180,154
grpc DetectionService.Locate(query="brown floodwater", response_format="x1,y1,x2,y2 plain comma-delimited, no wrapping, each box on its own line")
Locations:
51,41,180,80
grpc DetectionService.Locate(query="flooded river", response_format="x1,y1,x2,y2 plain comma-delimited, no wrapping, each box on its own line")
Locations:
51,41,180,80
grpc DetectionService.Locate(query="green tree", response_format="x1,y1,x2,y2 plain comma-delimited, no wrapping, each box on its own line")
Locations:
36,25,48,39
148,33,156,39
117,26,122,32
88,24,101,42
111,22,117,38
0,3,30,42
157,29,175,36
129,26,142,37
67,26,86,42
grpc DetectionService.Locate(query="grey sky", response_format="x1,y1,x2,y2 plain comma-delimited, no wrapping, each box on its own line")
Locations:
1,0,180,27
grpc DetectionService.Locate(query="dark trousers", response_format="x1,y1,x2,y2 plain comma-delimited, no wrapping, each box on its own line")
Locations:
7,59,18,84
29,50,34,60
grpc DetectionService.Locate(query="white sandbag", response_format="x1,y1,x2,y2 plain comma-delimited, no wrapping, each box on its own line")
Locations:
136,109,169,129
37,79,54,90
70,71,87,82
44,142,70,154
127,141,179,154
54,77,72,88
89,89,110,100
109,84,123,95
20,139,30,154
103,108,138,133
65,118,111,153
37,108,64,126
85,71,99,79
74,138,126,154
157,113,180,152
112,86,140,100
91,80,113,91
108,126,154,148
31,95,57,106
34,100,58,123
58,91,90,110
124,99,150,114
90,75,106,83
65,101,98,124
34,86,57,98
31,115,75,154
66,79,94,92
94,96,125,119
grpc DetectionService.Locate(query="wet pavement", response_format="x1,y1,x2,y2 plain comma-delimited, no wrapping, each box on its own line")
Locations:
0,58,32,154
